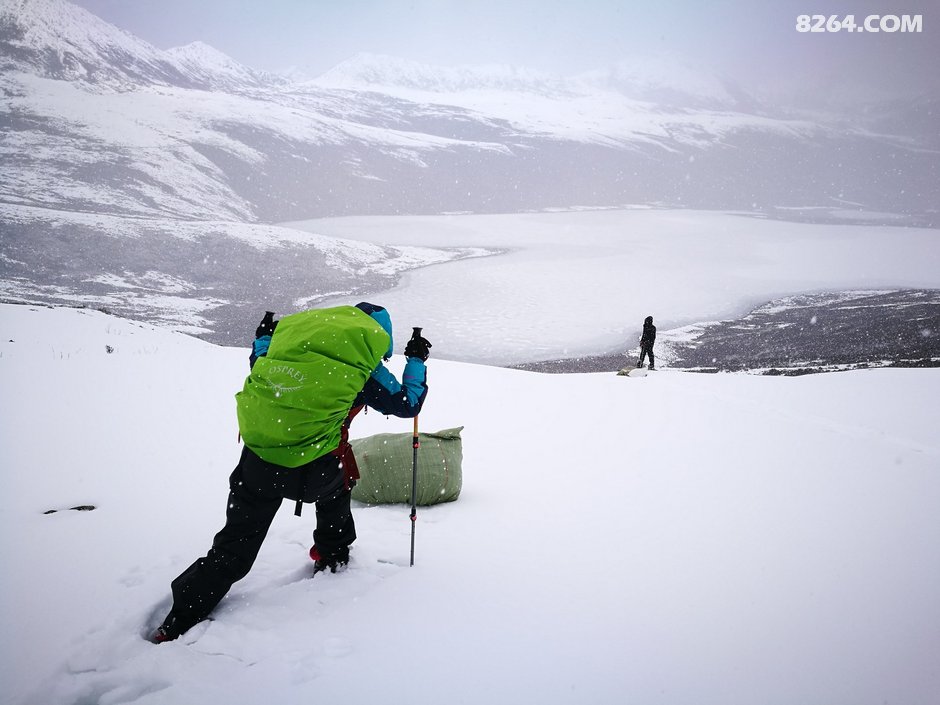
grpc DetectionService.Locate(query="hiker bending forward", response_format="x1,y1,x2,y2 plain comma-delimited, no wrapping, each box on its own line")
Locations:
153,302,430,642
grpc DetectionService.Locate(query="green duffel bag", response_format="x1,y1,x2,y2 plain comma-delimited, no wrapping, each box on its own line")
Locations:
350,427,463,506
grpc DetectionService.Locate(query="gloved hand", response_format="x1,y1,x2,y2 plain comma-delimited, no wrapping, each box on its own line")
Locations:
255,311,277,338
249,311,278,369
404,333,432,361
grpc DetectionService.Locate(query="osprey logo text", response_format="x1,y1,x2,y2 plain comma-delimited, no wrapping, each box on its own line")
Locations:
265,364,307,394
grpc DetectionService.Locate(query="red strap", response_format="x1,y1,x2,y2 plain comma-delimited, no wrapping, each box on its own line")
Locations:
332,405,364,489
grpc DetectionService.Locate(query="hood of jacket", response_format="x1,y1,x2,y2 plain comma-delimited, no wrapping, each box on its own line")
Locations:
356,302,393,360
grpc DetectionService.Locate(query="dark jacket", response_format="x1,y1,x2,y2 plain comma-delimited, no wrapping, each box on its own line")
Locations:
641,316,656,347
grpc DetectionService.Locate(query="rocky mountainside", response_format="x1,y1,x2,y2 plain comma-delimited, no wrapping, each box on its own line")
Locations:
0,0,277,91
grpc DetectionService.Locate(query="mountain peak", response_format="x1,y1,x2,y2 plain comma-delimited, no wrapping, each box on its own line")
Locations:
0,0,279,92
166,41,239,70
2,0,114,36
0,0,196,89
165,40,274,88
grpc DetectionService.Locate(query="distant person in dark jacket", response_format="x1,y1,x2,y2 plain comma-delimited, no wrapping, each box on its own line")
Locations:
637,315,656,370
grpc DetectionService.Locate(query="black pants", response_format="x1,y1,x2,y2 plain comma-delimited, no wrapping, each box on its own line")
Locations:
638,343,655,368
166,446,355,633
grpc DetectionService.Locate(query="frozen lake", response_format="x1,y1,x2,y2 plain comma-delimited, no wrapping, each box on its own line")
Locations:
283,209,940,366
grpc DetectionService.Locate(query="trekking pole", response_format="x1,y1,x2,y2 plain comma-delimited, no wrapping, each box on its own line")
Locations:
410,414,419,566
409,326,422,567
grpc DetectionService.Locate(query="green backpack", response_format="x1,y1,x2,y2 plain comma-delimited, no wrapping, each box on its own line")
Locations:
235,306,390,468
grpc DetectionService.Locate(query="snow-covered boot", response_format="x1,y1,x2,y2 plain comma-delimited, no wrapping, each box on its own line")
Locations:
151,614,186,644
310,545,350,574
151,625,176,644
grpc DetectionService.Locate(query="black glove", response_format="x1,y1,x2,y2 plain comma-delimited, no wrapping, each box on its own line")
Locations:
255,311,277,338
404,330,432,361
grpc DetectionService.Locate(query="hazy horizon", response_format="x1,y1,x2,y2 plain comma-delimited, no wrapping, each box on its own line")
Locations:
67,0,938,106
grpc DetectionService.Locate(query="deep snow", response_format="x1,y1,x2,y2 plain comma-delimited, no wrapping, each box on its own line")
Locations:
1,303,938,705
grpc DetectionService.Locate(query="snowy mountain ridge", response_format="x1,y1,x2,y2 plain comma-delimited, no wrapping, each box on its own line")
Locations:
0,0,276,92
312,52,579,97
164,41,286,92
312,51,754,111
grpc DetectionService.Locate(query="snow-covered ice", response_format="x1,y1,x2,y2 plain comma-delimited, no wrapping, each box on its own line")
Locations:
284,209,940,365
1,302,938,705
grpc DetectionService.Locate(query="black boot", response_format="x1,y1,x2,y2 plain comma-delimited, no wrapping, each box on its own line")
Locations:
310,545,350,574
150,612,196,643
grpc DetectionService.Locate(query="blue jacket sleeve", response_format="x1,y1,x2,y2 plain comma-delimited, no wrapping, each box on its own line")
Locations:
249,335,272,368
360,358,428,417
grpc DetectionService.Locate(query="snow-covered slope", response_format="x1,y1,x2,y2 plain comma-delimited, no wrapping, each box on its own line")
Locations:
1,0,193,90
1,303,938,704
0,204,494,344
0,0,275,91
306,52,797,153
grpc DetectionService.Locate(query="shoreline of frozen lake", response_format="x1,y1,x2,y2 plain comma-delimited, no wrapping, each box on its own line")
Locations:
282,208,940,366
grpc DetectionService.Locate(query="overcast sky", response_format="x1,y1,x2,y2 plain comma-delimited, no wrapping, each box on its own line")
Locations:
72,0,938,104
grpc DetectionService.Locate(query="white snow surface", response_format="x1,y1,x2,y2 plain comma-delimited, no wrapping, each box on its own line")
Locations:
1,303,938,705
